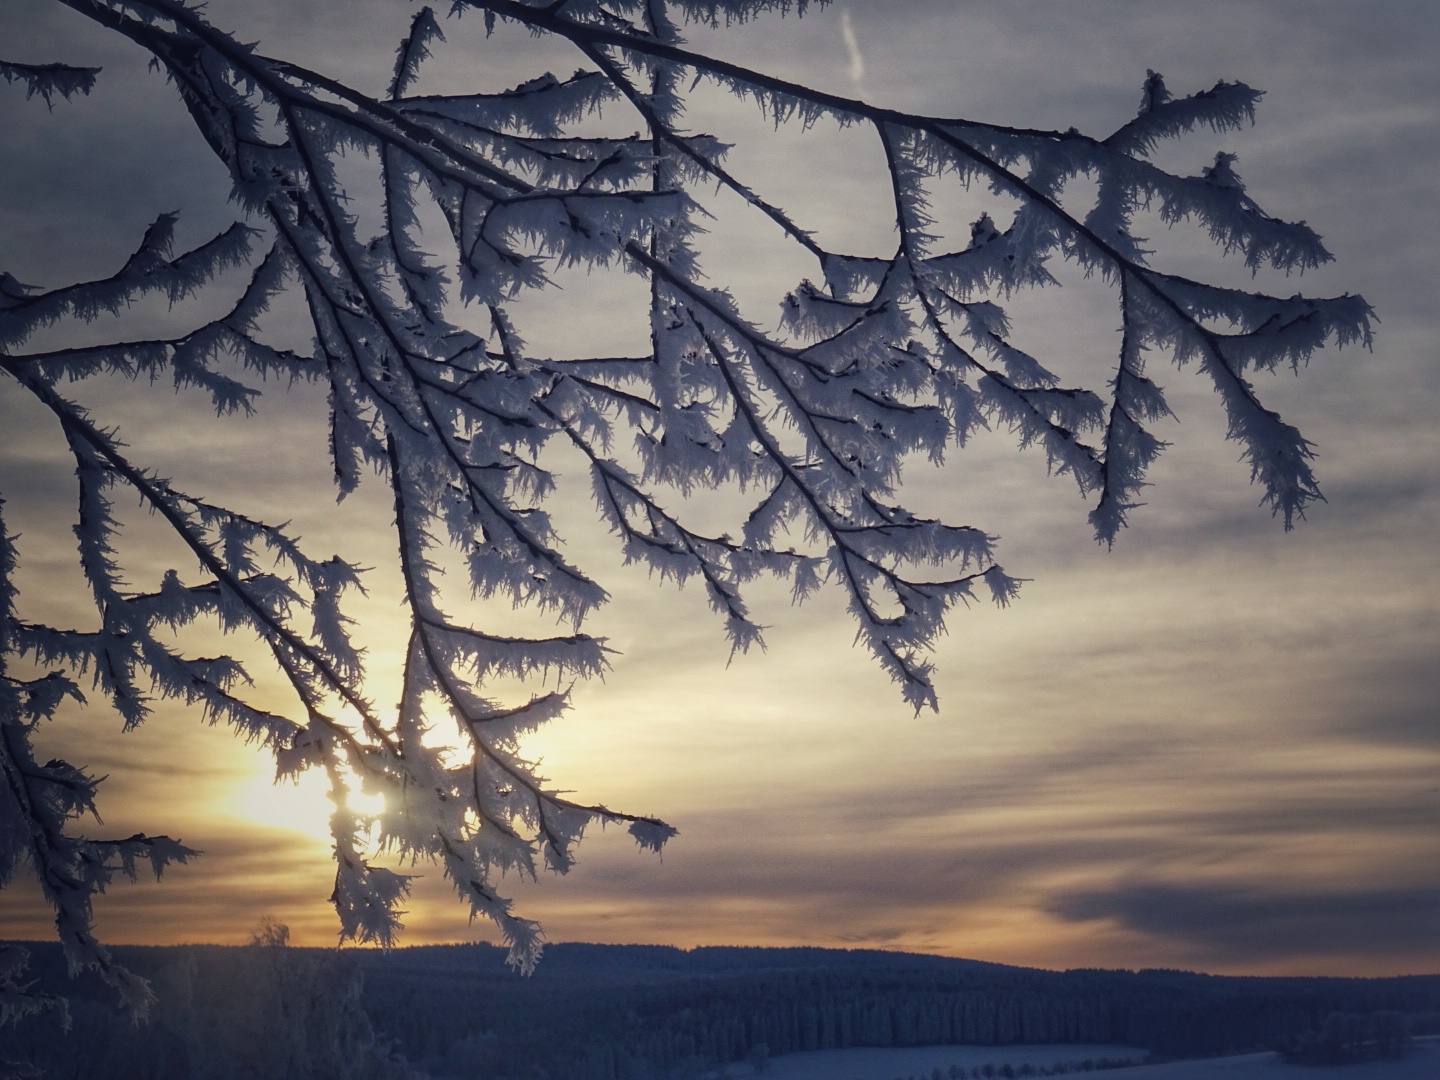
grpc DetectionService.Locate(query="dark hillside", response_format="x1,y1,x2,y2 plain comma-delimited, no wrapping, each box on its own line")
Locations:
349,945,1440,1075
4,941,1439,1079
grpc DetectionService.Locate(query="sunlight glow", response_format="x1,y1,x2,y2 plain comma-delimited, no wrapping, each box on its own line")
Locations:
348,788,387,818
234,768,333,838
234,768,385,840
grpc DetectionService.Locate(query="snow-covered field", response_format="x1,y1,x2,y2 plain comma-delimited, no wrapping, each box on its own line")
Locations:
728,1044,1143,1080
739,1037,1440,1080
1084,1039,1440,1080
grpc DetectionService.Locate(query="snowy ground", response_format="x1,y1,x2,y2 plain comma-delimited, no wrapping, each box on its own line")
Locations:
729,1043,1144,1080
736,1037,1440,1080
1083,1038,1440,1080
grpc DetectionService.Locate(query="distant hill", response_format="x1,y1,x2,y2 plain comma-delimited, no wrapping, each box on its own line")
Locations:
5,940,1439,1079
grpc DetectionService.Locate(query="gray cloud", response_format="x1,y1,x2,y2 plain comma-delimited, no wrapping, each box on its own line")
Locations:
1049,879,1440,966
1313,653,1440,750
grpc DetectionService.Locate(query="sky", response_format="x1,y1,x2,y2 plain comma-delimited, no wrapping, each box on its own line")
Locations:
1,0,1437,979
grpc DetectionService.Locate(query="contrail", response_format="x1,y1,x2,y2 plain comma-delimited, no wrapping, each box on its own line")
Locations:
840,9,865,86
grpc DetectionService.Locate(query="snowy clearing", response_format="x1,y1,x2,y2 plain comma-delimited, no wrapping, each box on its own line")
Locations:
739,1037,1440,1080
1090,1038,1440,1080
727,1043,1144,1080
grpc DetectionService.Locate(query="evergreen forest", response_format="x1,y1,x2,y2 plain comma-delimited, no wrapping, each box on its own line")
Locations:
5,941,1437,1078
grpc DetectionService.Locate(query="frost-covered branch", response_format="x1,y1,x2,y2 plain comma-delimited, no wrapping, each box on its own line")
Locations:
2,0,1371,1018
0,58,100,107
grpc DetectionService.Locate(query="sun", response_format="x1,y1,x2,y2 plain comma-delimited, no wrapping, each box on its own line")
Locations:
233,764,386,841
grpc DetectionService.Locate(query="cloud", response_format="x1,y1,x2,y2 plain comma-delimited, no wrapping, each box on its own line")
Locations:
834,926,908,945
1318,652,1440,750
1048,879,1440,967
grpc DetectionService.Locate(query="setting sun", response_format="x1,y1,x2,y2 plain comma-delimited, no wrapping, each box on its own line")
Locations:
234,768,386,841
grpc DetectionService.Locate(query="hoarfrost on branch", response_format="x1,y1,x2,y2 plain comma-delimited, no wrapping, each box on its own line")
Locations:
0,0,1372,1015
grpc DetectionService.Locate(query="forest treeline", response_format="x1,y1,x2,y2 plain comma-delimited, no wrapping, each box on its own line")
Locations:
4,941,1439,1079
